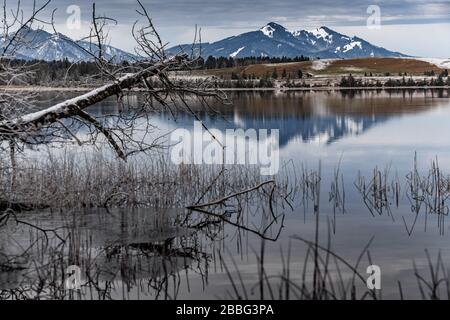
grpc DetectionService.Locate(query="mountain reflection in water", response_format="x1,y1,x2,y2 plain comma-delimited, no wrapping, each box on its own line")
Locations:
2,89,450,300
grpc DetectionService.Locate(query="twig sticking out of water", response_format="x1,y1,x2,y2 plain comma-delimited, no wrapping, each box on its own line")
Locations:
405,154,450,235
355,165,400,218
409,249,450,300
329,159,345,233
187,180,286,242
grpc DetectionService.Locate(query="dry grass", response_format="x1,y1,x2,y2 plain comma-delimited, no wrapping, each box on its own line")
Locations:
192,58,443,79
324,58,443,75
192,61,312,79
0,150,279,210
243,61,313,77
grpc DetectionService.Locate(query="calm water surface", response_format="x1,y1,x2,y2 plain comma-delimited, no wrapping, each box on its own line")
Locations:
3,89,450,299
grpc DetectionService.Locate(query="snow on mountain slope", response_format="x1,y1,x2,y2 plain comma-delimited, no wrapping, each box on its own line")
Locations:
342,41,362,53
291,26,405,59
168,23,408,59
171,23,311,59
306,27,335,44
230,46,245,58
260,25,276,38
0,27,137,62
0,24,411,62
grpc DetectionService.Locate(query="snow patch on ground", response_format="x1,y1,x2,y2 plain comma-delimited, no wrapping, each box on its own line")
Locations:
311,59,335,71
414,57,450,69
230,46,245,58
262,62,300,67
342,67,364,72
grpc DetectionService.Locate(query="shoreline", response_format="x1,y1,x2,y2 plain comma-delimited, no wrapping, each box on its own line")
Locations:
1,85,450,92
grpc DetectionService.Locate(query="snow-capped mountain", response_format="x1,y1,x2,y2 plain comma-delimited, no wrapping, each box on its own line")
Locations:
168,22,407,59
0,27,136,62
0,24,407,62
292,26,406,59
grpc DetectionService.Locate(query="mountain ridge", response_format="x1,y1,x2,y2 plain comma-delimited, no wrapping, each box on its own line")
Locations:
0,27,137,62
0,24,410,62
168,22,408,59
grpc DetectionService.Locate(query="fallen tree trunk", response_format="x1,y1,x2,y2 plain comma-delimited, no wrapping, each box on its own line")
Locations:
0,55,183,136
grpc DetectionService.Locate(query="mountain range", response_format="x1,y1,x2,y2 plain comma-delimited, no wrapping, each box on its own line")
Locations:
0,27,136,62
168,22,408,59
0,23,408,62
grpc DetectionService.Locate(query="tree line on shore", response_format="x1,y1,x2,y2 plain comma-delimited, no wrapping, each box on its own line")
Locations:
340,73,450,88
0,58,107,86
199,55,310,69
1,57,448,89
0,57,310,86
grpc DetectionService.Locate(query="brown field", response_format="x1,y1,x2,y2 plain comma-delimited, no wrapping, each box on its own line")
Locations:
244,61,314,77
192,58,444,79
323,58,443,75
192,61,313,79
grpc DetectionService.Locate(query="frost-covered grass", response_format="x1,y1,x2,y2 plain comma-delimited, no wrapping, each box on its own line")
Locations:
0,150,273,209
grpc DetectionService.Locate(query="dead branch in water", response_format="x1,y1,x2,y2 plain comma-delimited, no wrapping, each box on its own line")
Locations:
187,180,286,242
186,180,275,209
0,1,227,160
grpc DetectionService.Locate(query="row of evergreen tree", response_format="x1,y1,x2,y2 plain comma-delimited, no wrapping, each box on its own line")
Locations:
3,57,448,88
199,55,310,69
340,74,450,88
1,58,103,85
229,68,304,80
2,57,310,85
424,69,449,77
146,77,275,89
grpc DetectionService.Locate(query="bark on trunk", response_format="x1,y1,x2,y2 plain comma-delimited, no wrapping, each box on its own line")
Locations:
0,56,181,136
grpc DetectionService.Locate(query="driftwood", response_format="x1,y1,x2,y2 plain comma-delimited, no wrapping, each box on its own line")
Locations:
0,54,191,159
0,56,184,136
0,1,218,161
186,180,285,241
186,180,275,210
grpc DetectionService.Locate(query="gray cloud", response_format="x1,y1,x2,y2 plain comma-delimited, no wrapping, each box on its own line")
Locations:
17,0,450,57
24,0,450,26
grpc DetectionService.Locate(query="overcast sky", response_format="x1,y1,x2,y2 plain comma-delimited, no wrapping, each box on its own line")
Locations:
22,0,450,58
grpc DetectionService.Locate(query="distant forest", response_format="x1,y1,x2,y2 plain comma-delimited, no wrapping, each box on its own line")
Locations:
1,57,448,88
2,59,106,86
0,56,311,86
198,55,311,69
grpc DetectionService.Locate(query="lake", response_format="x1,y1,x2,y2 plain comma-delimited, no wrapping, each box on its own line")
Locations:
2,89,450,300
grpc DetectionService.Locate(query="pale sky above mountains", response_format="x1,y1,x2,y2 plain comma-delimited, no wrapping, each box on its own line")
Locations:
21,0,450,58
